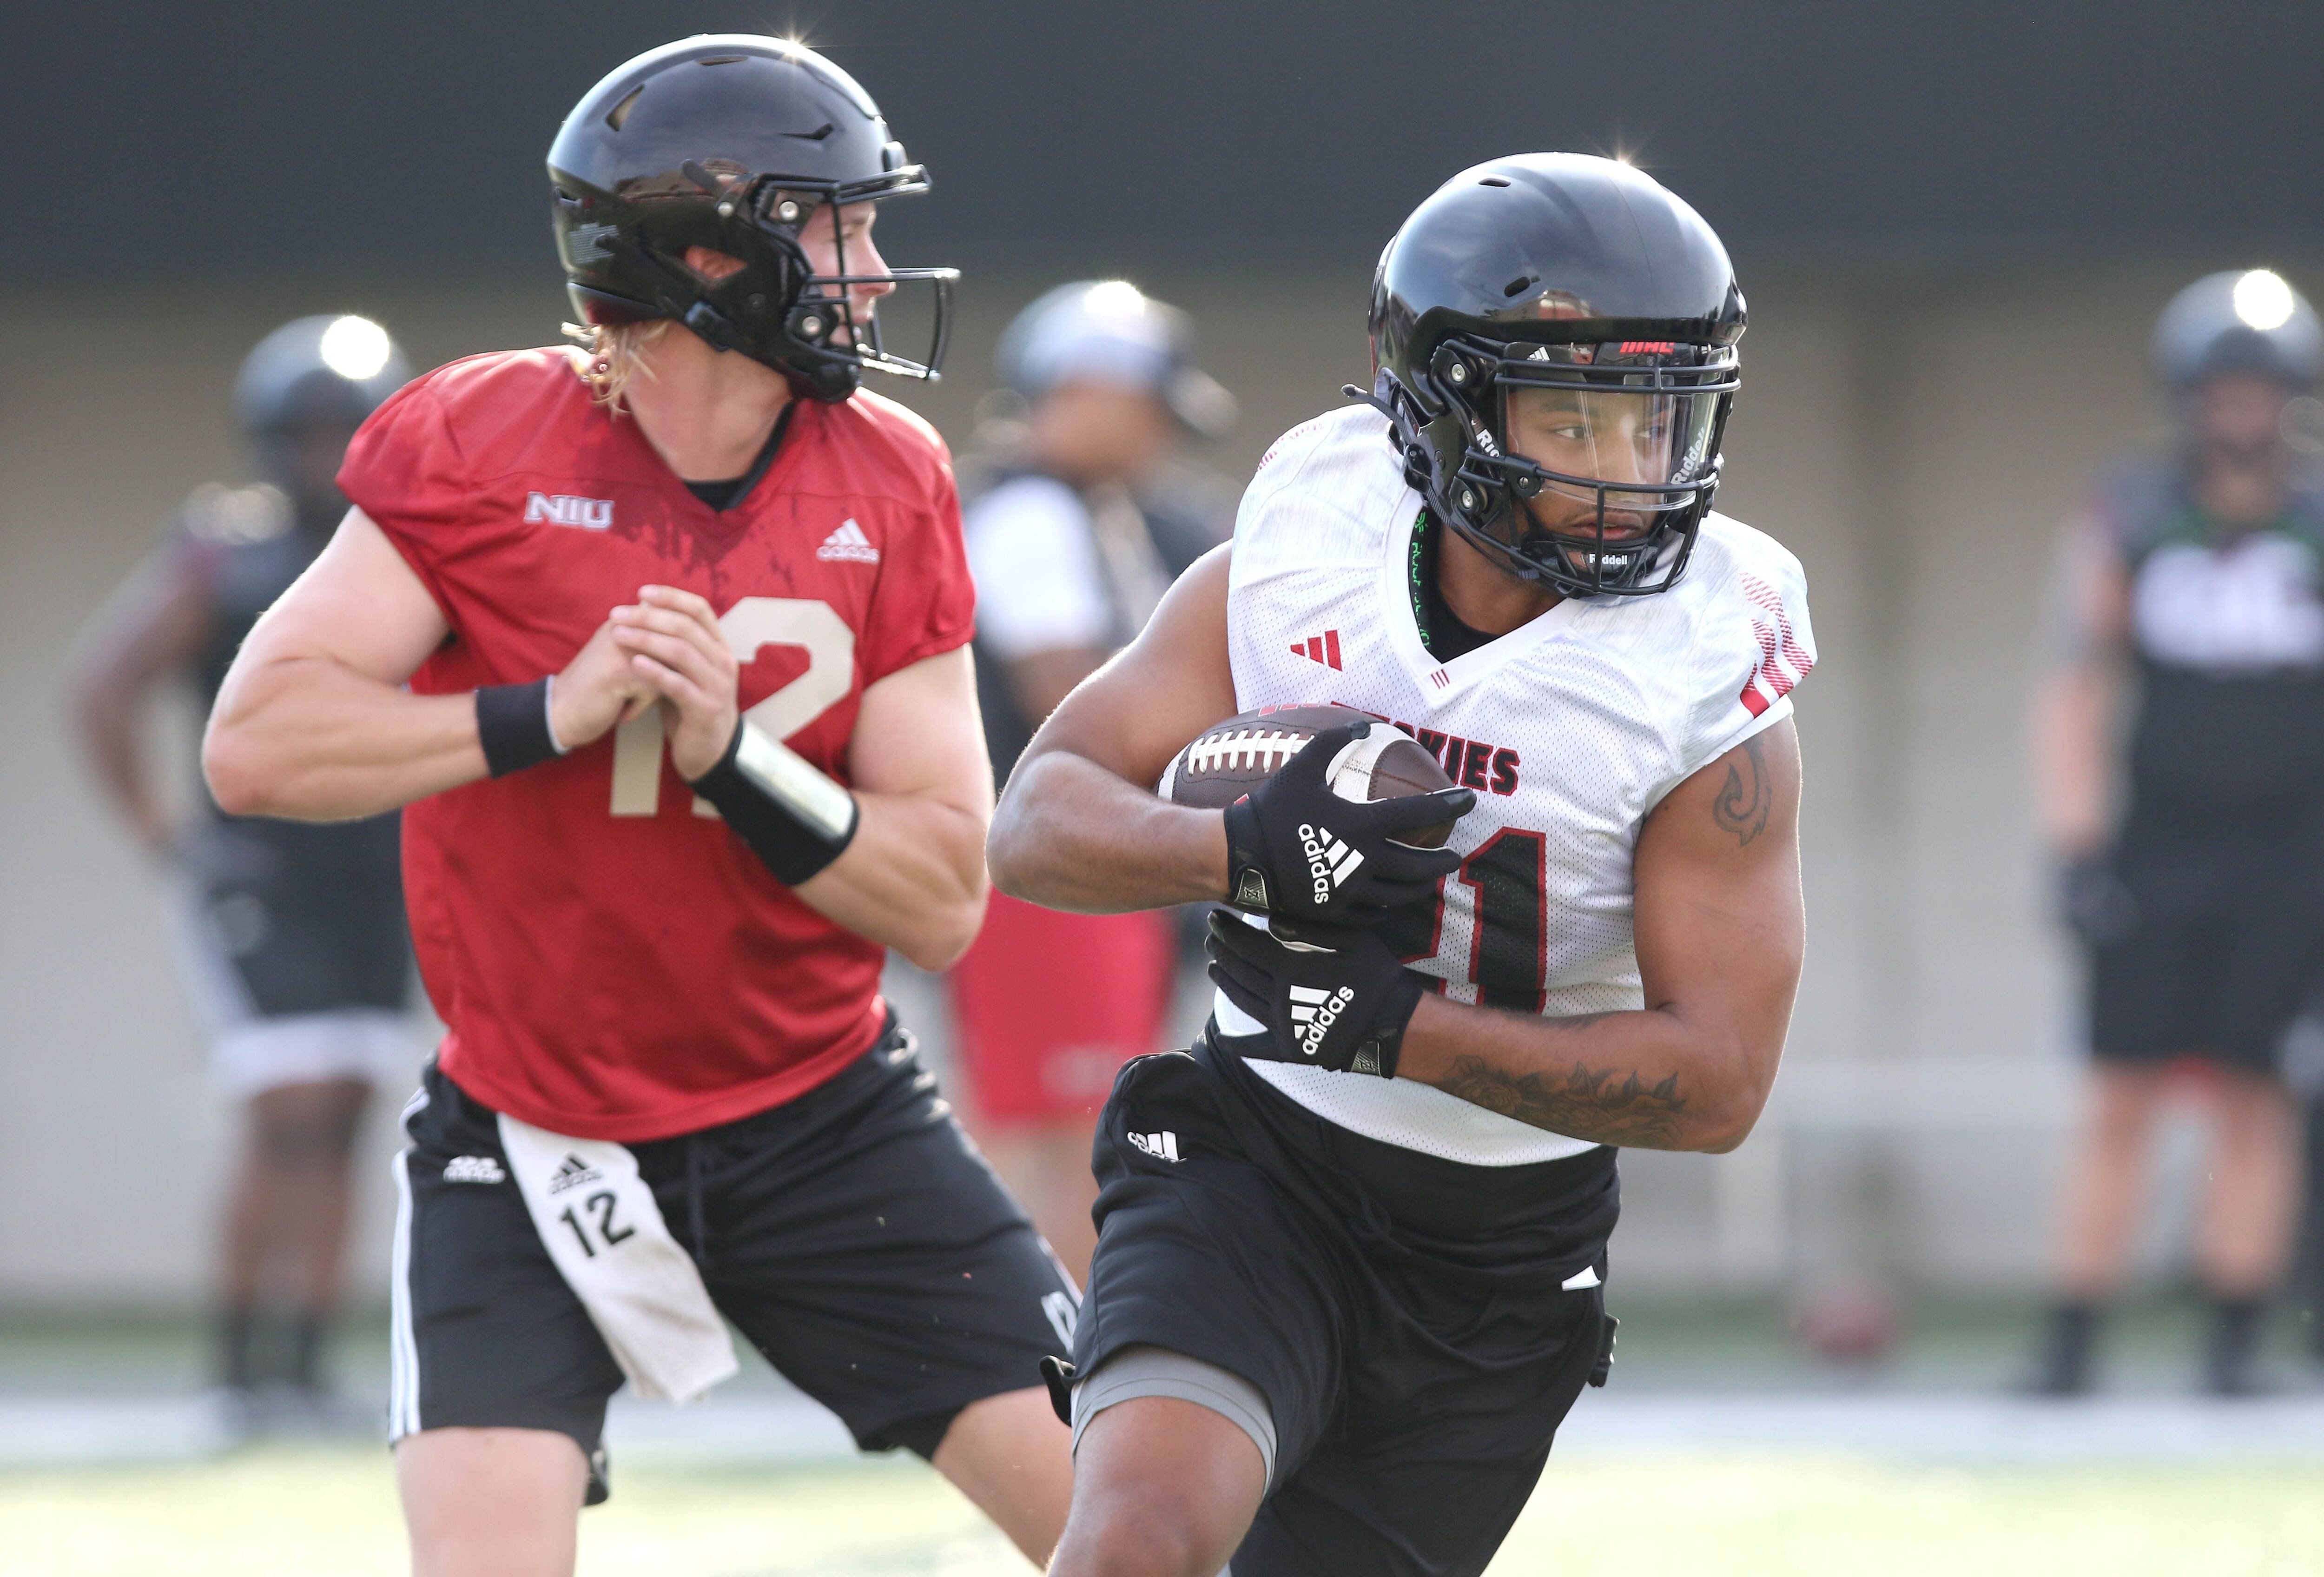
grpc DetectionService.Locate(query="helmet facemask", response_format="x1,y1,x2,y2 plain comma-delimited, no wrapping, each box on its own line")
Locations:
1417,337,1737,597
559,158,957,403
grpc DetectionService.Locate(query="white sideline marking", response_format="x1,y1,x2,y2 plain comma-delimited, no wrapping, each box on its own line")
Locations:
6,1390,2324,1468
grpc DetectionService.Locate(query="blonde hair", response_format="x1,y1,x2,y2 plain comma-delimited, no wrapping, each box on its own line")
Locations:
568,320,669,411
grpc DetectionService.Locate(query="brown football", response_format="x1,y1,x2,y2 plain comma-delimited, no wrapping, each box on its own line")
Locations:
1156,703,1459,848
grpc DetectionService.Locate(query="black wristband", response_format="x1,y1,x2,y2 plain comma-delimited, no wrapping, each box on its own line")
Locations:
687,719,860,885
476,680,560,778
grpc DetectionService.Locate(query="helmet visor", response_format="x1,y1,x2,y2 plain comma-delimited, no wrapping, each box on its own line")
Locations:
1494,344,1730,532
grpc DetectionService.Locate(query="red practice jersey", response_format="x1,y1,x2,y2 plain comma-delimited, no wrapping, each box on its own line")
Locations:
340,348,973,1141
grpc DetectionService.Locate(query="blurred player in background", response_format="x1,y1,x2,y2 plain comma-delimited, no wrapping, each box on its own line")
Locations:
69,315,414,1429
202,36,1071,1576
951,280,1235,1279
990,153,1814,1577
2029,269,2324,1396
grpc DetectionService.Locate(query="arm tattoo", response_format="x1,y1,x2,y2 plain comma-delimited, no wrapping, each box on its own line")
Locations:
1713,734,1771,846
1429,1053,1688,1147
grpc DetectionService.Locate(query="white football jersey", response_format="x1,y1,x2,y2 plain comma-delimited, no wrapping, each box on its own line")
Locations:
1216,403,1815,1166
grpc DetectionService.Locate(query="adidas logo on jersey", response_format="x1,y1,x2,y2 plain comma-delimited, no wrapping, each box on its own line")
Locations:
1288,984,1355,1056
816,518,880,563
1297,822,1363,902
442,1155,507,1185
1126,1130,1182,1162
1289,630,1343,669
547,1153,603,1195
524,491,614,530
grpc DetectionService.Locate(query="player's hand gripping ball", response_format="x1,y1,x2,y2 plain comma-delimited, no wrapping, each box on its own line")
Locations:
1159,705,1473,922
1204,911,1424,1078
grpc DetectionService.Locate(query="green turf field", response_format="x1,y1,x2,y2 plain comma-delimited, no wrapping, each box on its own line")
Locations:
7,1447,2324,1577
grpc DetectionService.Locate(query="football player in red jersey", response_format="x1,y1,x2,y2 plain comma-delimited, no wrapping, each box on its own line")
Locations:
202,36,1073,1577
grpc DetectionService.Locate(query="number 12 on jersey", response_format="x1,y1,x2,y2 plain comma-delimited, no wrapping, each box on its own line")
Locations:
608,596,854,816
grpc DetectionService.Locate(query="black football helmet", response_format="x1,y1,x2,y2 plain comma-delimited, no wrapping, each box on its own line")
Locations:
548,35,956,402
1367,153,1745,598
232,314,410,516
232,314,410,437
2151,269,2322,393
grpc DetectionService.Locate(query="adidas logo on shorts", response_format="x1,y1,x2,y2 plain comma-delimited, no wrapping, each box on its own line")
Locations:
443,1155,507,1185
1126,1130,1182,1162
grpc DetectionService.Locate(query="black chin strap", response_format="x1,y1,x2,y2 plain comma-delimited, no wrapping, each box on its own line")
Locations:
1343,377,1438,493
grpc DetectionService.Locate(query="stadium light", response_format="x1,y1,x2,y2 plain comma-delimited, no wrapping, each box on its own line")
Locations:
318,316,393,381
2233,269,2296,331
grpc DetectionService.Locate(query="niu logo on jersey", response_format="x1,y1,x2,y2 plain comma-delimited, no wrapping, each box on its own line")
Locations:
1299,822,1363,902
1288,984,1354,1056
1739,574,1813,717
1289,630,1343,669
524,491,614,530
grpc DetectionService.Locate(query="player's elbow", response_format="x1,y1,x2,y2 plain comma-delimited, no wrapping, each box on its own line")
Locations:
1685,1045,1781,1154
983,780,1043,903
202,696,311,819
984,833,1035,906
895,889,986,973
1691,1104,1763,1155
200,718,274,818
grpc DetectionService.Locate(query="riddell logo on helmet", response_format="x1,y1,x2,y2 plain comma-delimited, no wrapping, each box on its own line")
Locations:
1299,822,1364,901
524,492,614,530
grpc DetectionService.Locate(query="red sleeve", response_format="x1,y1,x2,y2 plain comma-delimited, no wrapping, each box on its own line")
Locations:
859,441,977,685
336,373,474,619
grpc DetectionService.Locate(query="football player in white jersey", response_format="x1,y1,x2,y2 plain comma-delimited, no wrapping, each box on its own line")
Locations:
989,152,1815,1577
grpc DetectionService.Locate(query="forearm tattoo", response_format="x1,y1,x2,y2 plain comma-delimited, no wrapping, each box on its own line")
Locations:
1713,734,1771,846
1429,1053,1688,1147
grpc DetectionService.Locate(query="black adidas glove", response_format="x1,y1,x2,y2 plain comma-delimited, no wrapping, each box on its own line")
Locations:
1205,910,1424,1079
1221,722,1472,922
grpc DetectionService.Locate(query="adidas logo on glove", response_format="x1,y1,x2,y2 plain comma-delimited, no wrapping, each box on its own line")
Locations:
1288,983,1356,1057
1298,822,1364,903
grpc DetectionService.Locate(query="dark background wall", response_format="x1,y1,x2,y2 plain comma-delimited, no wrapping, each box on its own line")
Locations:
8,1,2322,285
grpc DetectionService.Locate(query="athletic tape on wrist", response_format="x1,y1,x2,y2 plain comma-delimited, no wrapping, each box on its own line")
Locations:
475,679,562,778
687,718,859,884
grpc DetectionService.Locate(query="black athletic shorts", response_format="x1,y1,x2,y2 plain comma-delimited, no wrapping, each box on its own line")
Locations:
2089,821,2324,1073
1072,1032,1621,1577
390,1020,1076,1501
